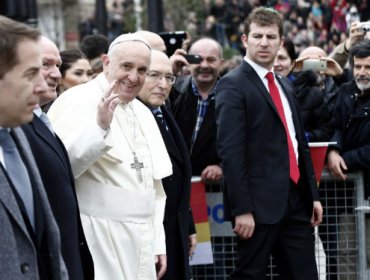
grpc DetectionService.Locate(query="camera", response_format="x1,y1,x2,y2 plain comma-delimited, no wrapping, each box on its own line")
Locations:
302,59,327,72
184,54,202,64
359,22,370,32
159,31,187,57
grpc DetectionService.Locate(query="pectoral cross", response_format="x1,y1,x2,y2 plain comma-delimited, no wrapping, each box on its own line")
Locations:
131,153,144,182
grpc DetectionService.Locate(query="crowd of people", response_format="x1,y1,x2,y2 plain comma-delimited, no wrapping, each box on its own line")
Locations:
1,2,370,280
197,0,369,53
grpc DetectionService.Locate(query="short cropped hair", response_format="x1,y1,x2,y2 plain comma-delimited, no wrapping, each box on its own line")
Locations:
0,15,40,78
243,7,284,38
349,39,370,69
60,49,88,77
80,34,109,60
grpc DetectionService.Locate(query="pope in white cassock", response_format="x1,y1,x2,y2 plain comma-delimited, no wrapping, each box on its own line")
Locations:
47,33,172,280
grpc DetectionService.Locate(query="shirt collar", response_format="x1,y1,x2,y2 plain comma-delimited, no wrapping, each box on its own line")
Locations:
33,106,42,118
151,107,162,114
244,56,275,81
191,78,218,100
0,127,10,132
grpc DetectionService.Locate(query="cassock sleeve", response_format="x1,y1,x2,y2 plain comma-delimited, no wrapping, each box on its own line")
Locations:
48,83,112,178
152,179,167,255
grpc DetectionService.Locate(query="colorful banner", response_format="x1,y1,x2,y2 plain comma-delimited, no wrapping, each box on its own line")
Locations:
189,178,214,265
308,142,336,185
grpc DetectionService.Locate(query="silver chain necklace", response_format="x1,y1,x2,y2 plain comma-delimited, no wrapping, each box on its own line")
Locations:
116,102,144,182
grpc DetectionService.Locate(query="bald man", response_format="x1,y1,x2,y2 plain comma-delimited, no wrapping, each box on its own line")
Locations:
299,46,327,59
137,50,196,280
136,30,167,52
136,30,191,76
170,37,224,183
295,45,349,280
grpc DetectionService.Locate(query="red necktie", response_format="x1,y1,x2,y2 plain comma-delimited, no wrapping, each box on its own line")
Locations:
265,72,300,184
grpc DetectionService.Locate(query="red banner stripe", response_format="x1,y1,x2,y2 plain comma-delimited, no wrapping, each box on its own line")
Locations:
190,182,209,223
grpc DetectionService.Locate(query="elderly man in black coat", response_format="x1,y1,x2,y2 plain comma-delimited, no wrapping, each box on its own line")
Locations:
137,50,196,280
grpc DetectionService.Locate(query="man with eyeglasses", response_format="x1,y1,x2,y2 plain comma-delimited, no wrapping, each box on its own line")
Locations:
47,33,172,279
137,50,196,280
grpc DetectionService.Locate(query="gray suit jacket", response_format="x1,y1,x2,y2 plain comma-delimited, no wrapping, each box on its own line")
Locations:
0,127,68,280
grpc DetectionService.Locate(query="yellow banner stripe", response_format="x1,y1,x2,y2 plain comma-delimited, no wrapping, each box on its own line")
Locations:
195,222,211,243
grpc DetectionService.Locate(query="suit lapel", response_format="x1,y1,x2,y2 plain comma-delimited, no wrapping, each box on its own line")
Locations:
31,115,70,173
276,75,295,111
276,75,304,140
163,106,192,180
161,106,192,204
156,107,183,163
242,62,301,132
242,62,278,113
0,163,34,241
11,128,46,246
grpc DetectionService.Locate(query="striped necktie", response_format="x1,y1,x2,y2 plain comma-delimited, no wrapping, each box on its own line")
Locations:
154,109,169,131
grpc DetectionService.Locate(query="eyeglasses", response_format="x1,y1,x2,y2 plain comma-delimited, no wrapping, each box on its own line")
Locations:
146,71,176,84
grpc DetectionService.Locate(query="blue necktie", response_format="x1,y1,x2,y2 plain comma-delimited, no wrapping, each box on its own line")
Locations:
0,129,35,228
154,109,169,131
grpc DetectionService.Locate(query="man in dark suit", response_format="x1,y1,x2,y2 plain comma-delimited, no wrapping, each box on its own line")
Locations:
22,36,94,279
137,50,196,280
215,7,323,280
0,15,67,279
170,37,224,182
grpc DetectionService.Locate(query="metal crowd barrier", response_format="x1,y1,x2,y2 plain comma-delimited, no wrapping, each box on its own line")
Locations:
190,170,367,280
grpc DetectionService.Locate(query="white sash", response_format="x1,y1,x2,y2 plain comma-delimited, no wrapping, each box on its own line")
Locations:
76,177,155,223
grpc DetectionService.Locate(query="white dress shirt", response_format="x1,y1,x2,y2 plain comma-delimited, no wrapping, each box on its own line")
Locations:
244,57,299,162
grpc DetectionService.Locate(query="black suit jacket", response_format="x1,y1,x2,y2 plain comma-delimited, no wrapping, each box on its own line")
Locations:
22,114,94,280
216,61,320,224
170,76,220,176
151,104,195,280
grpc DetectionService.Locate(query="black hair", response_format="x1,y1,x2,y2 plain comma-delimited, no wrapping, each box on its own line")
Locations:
80,34,109,60
349,39,370,68
60,49,88,77
283,38,297,61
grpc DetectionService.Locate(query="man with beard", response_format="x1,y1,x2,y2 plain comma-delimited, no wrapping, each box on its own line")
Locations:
48,33,172,279
327,39,370,280
170,37,224,184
